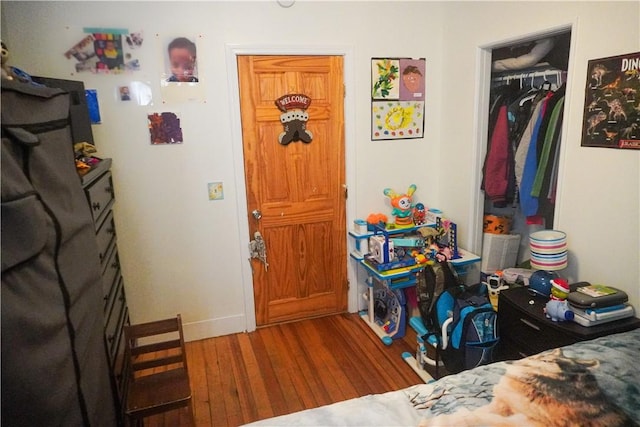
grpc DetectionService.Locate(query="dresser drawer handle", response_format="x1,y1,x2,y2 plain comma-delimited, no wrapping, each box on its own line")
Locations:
519,318,541,331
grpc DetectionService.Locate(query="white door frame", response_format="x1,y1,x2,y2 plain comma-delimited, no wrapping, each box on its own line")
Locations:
468,22,577,255
225,44,357,332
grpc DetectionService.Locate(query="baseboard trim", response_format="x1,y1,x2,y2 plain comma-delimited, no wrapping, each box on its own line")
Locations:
182,313,246,342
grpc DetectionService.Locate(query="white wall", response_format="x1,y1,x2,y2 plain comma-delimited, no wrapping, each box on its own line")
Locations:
3,1,638,338
438,1,640,310
1,1,445,339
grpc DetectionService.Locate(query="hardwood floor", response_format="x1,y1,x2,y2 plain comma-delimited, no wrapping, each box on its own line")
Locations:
143,313,426,426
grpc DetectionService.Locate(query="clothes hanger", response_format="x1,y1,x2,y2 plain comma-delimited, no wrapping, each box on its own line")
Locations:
541,70,553,91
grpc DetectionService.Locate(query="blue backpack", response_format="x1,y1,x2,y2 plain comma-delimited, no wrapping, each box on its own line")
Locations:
431,283,499,374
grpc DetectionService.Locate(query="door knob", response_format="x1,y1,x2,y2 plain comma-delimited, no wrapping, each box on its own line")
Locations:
252,209,262,220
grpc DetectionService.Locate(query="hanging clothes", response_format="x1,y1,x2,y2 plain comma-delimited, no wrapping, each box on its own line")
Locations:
482,83,522,208
519,96,549,217
533,85,566,224
533,97,565,196
484,73,566,222
483,105,512,207
514,92,551,190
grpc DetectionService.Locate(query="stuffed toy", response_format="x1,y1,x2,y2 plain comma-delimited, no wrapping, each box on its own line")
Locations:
544,278,574,322
383,184,417,227
1,40,14,80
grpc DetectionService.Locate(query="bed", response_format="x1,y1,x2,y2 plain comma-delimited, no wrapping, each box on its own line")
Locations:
244,328,640,426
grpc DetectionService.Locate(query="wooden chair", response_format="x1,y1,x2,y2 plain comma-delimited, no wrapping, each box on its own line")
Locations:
124,314,194,426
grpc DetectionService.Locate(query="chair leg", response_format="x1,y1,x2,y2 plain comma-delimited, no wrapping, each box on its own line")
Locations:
188,400,196,427
126,416,143,427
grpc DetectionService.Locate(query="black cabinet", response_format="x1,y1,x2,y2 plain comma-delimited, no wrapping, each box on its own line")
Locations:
81,159,130,424
497,286,640,360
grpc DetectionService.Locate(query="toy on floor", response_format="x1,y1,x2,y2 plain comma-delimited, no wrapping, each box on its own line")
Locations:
487,272,509,310
544,278,574,322
383,184,416,227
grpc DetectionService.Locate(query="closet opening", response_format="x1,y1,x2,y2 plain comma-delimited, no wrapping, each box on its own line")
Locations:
479,29,572,276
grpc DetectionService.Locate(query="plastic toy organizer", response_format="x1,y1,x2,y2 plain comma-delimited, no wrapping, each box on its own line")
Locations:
359,258,422,345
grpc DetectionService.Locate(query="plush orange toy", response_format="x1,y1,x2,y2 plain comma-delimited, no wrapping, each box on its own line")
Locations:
383,184,417,227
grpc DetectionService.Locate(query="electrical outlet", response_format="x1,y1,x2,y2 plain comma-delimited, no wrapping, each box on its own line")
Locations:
208,182,224,200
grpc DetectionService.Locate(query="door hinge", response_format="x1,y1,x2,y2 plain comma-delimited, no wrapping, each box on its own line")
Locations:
343,184,348,199
343,83,346,98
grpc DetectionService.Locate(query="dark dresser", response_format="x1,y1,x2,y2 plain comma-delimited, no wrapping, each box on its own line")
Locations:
497,285,640,360
80,158,130,424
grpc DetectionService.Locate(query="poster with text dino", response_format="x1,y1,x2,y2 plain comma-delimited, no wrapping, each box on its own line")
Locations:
371,57,425,141
581,51,640,149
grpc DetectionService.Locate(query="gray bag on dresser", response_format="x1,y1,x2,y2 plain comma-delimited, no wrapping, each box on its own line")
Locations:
1,79,116,426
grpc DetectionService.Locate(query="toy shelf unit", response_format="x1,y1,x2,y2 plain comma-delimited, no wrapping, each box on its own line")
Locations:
361,220,480,277
348,222,434,261
353,220,481,345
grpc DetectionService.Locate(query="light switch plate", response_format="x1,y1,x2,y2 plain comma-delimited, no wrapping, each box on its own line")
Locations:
208,182,224,200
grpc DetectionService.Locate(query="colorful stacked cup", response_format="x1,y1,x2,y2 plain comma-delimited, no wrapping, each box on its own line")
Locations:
529,230,568,271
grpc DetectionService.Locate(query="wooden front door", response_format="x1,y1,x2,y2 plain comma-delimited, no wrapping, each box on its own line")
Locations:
238,55,347,326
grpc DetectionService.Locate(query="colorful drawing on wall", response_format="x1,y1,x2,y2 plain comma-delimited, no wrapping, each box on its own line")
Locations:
147,112,183,145
581,51,640,149
275,93,313,145
371,57,426,140
372,59,400,99
399,59,425,101
372,101,424,139
65,28,142,74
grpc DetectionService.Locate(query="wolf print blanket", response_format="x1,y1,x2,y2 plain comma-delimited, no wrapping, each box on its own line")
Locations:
413,329,640,427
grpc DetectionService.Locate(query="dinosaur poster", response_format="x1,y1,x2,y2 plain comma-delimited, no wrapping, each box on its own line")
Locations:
581,51,640,149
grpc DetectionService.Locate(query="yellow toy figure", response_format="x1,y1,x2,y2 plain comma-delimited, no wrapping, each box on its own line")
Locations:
383,184,417,227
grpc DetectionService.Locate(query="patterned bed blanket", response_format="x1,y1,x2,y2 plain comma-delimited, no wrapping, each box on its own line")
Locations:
245,329,640,426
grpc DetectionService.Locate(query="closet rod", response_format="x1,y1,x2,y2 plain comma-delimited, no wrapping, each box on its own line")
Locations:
492,69,566,84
